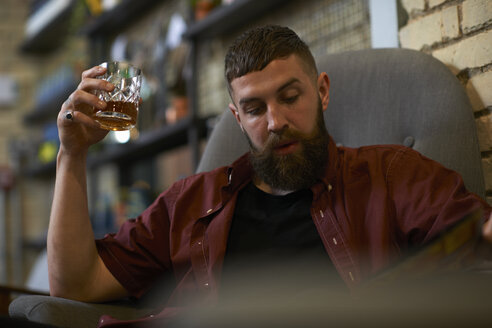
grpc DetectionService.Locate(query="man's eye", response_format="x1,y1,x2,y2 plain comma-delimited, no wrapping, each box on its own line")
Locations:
246,107,262,115
284,95,299,104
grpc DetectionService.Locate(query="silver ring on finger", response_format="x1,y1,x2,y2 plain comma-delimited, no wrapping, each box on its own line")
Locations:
64,110,74,121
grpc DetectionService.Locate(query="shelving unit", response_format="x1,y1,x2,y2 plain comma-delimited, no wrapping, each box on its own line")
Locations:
81,0,207,174
21,0,202,179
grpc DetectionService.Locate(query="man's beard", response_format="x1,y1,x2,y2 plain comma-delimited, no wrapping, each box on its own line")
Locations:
245,100,330,192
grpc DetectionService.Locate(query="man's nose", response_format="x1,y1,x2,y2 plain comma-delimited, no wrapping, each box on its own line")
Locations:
267,104,288,133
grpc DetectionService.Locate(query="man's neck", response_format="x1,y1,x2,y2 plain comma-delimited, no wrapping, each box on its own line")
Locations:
253,177,295,196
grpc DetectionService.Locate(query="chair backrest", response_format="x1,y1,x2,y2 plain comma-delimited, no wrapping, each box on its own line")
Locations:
197,48,485,197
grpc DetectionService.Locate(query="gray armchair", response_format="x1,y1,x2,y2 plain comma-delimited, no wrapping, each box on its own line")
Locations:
9,48,485,327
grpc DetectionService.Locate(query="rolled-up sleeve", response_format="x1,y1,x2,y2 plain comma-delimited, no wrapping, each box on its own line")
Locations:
96,183,181,299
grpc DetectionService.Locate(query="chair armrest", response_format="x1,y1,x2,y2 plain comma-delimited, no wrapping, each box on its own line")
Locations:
9,295,155,328
0,285,49,315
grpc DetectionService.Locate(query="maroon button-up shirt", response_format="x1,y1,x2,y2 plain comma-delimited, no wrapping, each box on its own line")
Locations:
96,137,490,326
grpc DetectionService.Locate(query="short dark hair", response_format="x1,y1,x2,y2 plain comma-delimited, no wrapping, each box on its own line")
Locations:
225,25,318,91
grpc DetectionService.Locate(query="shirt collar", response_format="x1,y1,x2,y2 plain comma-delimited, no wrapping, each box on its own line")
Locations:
321,135,340,186
224,153,254,193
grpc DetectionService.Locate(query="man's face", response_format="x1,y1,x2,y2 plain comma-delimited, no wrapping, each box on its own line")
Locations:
229,55,331,192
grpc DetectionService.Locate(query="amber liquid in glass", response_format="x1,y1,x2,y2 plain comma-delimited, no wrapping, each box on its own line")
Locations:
94,101,138,131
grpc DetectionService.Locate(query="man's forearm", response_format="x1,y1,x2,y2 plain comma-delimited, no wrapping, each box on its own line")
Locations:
47,149,100,300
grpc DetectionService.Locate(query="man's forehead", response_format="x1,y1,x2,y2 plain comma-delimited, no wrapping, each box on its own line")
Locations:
230,55,309,99
237,78,301,106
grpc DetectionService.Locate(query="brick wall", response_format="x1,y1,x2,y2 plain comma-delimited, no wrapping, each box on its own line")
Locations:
399,0,492,204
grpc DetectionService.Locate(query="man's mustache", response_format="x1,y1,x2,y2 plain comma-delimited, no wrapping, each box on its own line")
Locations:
256,128,308,155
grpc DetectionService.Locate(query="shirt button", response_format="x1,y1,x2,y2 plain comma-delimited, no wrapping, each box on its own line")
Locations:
204,282,209,287
328,184,333,191
332,238,338,245
197,241,202,245
206,208,213,214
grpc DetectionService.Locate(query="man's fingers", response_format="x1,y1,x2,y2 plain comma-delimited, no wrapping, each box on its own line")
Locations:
77,78,114,93
81,65,106,79
62,66,112,116
59,89,106,127
65,89,106,115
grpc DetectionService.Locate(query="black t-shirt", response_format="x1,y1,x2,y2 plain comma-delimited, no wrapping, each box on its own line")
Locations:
220,183,344,298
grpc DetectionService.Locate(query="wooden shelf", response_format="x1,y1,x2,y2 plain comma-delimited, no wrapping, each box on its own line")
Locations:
81,0,163,37
24,116,211,177
20,1,74,54
88,116,209,167
184,0,293,39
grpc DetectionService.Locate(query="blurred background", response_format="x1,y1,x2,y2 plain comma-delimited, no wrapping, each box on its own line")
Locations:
0,0,490,296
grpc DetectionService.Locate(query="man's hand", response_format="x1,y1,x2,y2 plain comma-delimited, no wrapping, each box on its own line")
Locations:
57,65,114,156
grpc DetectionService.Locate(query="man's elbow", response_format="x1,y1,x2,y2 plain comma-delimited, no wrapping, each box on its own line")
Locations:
48,281,94,302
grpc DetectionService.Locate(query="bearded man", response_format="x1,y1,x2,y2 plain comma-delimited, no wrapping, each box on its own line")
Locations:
46,25,492,327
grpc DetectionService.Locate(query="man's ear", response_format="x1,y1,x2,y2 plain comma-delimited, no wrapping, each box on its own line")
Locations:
317,72,330,112
228,103,244,132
